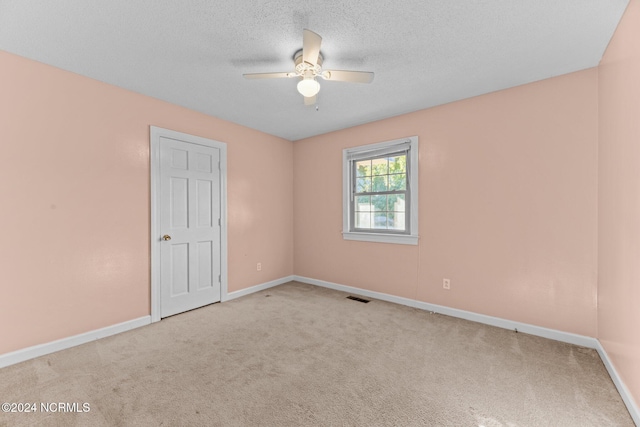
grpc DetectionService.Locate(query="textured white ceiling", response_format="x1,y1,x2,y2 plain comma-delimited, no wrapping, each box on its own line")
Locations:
0,0,629,141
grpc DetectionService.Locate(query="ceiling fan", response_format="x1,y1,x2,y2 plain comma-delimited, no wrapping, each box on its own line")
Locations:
243,29,374,106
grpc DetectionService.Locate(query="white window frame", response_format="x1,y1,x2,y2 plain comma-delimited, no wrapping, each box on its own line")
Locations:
343,136,418,245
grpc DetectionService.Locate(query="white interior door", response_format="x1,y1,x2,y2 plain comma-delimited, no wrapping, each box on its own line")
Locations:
159,135,221,318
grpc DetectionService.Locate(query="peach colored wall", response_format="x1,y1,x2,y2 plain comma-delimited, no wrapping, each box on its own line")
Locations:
598,0,640,409
294,69,598,336
0,50,293,355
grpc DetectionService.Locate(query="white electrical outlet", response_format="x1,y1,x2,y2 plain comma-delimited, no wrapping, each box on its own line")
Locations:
443,278,451,290
257,262,262,271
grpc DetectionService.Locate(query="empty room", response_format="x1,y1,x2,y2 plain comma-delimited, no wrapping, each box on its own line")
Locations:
0,0,638,425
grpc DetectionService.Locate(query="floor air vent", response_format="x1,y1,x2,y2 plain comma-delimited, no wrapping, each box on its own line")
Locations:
346,296,370,303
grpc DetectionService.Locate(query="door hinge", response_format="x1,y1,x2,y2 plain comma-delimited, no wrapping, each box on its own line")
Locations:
218,274,221,283
218,218,221,226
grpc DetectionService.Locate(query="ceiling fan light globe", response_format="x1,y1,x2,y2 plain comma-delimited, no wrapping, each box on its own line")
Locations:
297,78,320,97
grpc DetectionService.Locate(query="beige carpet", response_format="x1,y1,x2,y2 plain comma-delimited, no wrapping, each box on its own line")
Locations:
0,281,633,426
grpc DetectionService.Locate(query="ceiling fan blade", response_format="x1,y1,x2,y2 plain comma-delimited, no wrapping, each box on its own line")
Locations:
321,70,374,84
304,95,317,106
243,72,295,79
302,29,322,66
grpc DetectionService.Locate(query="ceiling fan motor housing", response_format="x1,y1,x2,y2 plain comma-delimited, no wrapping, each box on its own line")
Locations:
294,49,323,76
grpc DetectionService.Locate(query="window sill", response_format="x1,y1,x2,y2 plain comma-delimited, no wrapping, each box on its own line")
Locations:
342,231,418,245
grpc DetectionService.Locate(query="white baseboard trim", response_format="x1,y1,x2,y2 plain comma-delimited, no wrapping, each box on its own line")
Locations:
0,275,295,369
596,342,640,425
294,275,597,348
412,301,599,349
0,316,151,369
294,275,640,422
3,276,637,424
224,275,295,302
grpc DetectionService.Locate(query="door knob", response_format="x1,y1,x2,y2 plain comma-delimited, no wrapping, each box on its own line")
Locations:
162,235,172,241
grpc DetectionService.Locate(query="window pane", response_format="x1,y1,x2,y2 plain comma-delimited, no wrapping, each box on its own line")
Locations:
355,212,371,229
389,173,406,191
356,178,371,193
371,158,388,176
356,160,371,177
387,212,395,229
388,212,406,231
389,155,407,173
387,194,405,211
355,196,371,212
371,195,387,212
372,214,388,229
372,176,388,192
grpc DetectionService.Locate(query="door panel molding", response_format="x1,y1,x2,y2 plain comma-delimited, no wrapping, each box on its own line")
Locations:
150,126,228,322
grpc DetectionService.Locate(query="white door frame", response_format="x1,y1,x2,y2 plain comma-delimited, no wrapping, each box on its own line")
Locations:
150,126,228,323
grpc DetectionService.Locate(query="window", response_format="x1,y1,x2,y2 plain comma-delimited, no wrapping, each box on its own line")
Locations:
343,136,418,245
